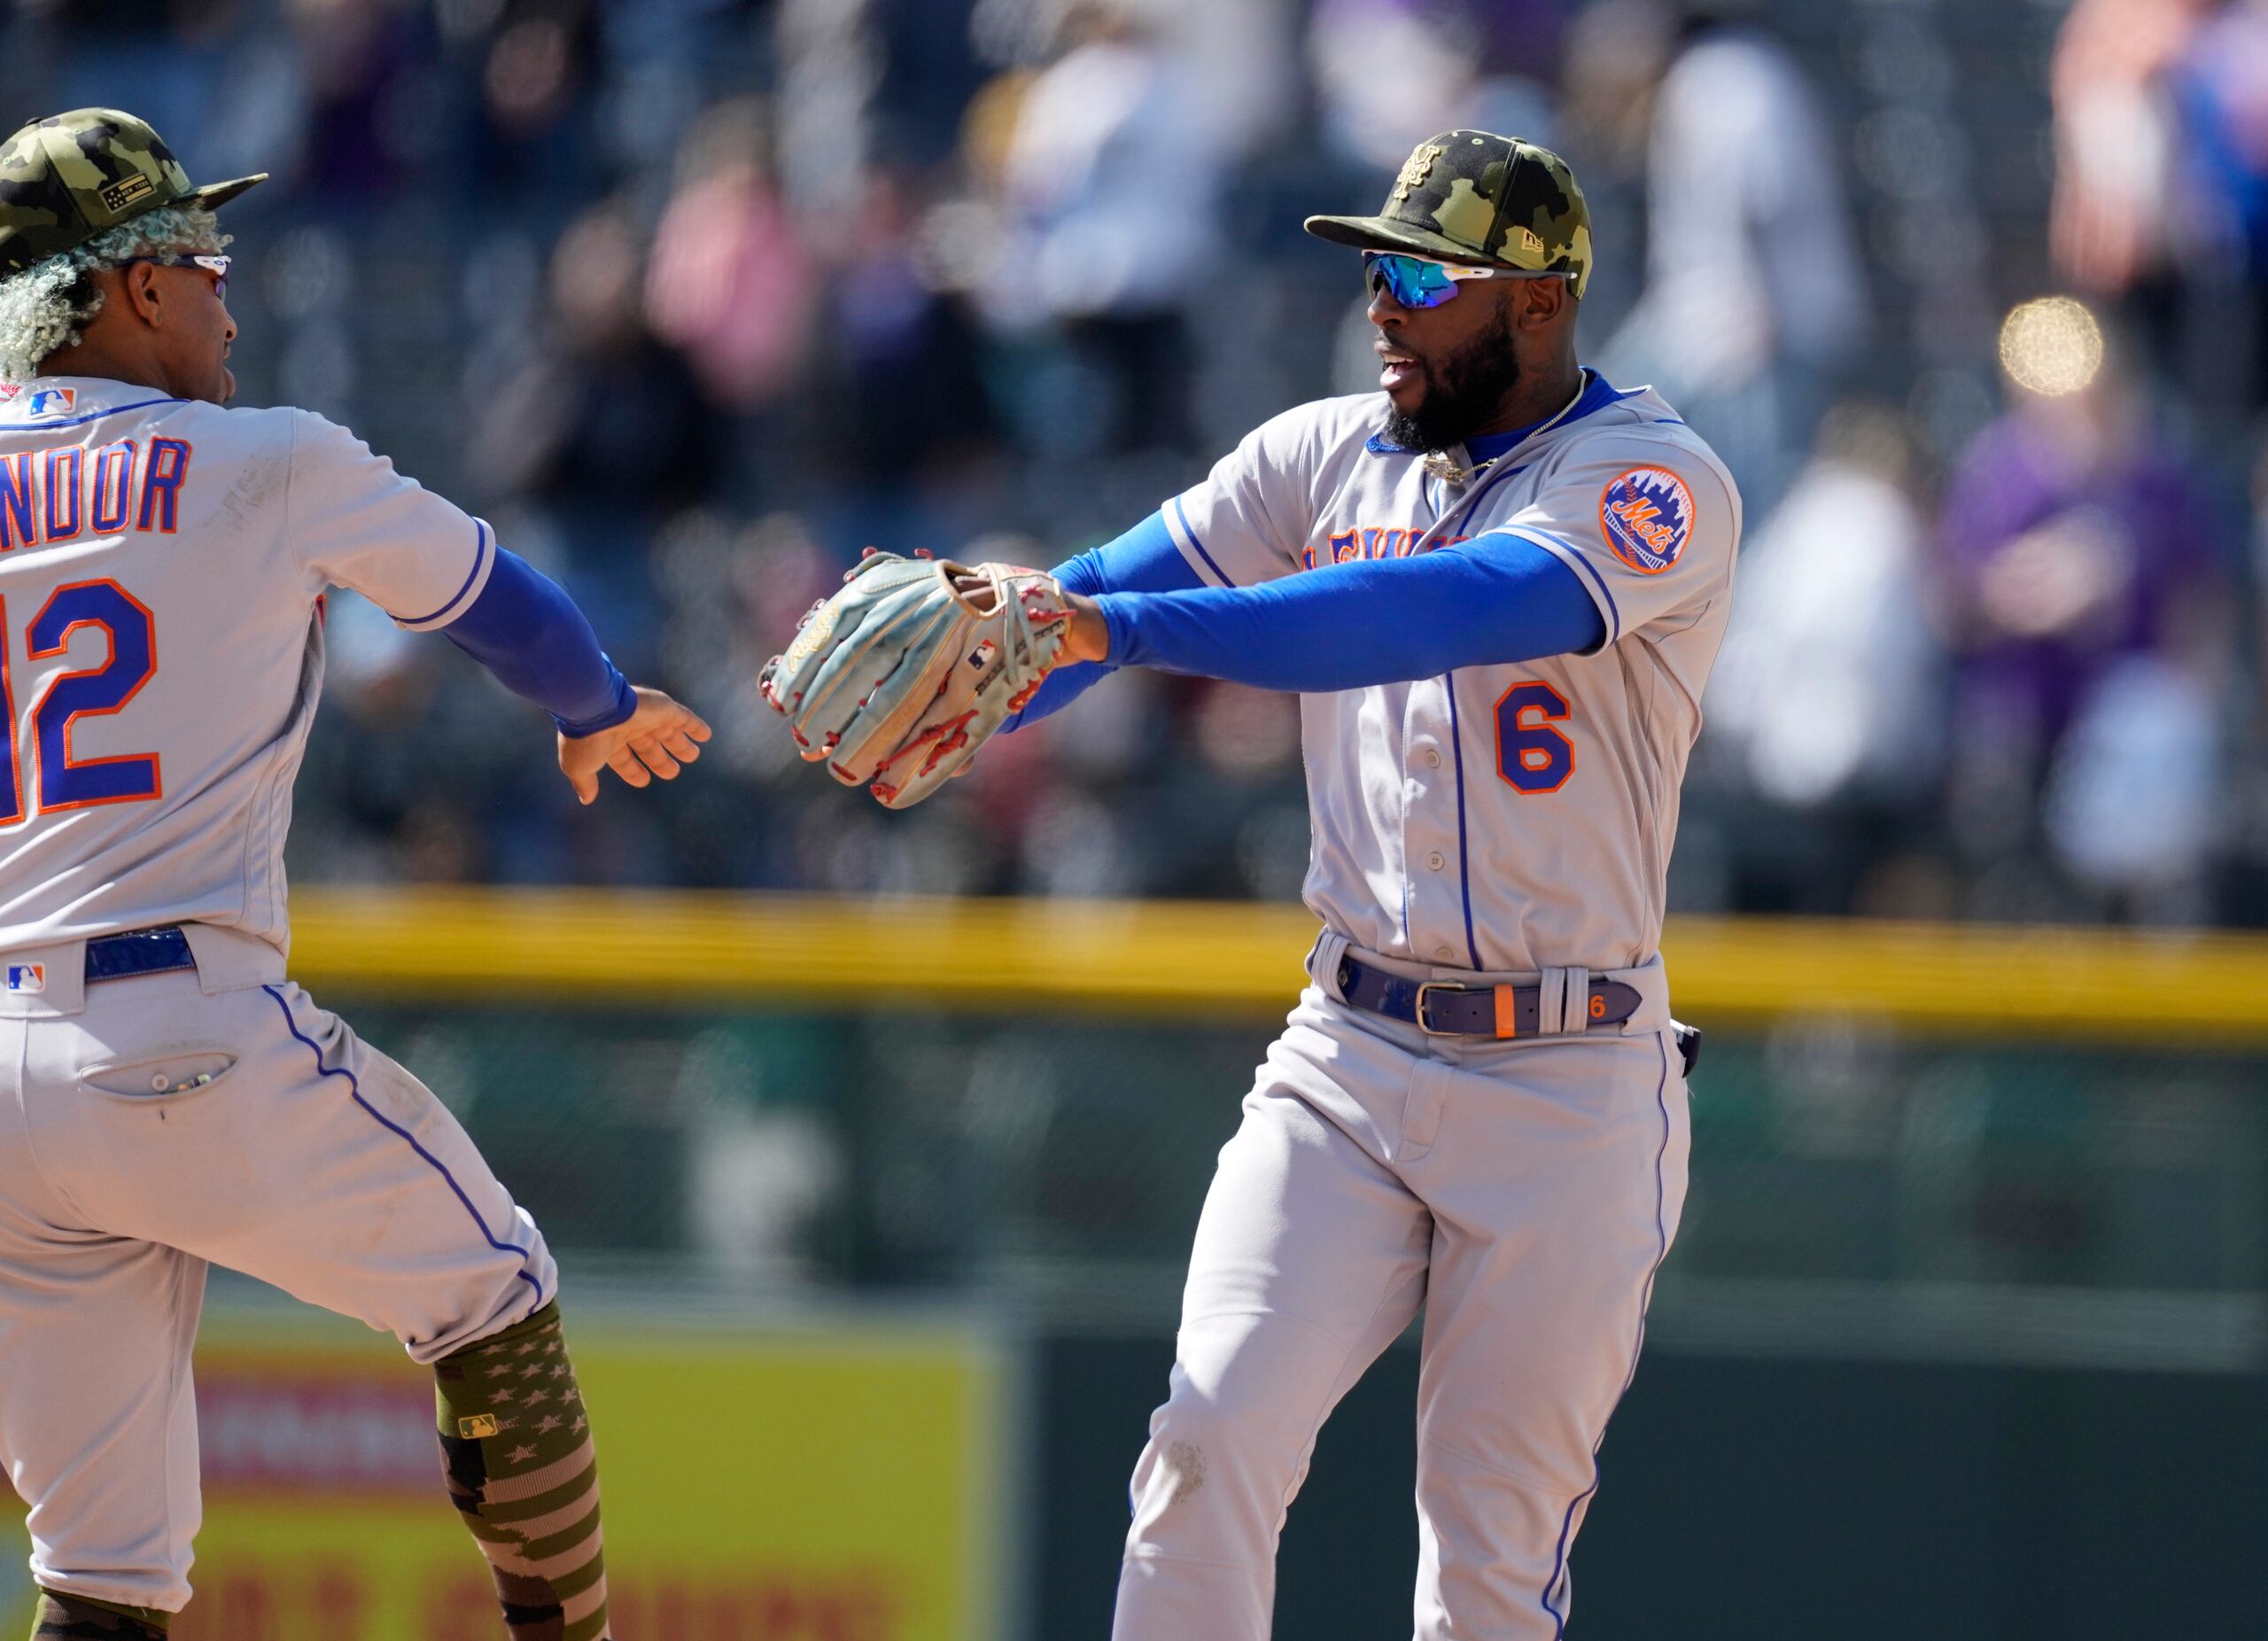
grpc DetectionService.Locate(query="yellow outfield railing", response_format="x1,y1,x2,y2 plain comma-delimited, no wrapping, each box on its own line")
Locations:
287,888,2268,1047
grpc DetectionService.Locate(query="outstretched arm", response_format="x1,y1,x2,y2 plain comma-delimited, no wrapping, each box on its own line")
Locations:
1053,532,1608,689
442,547,711,802
443,547,635,730
1003,510,1203,730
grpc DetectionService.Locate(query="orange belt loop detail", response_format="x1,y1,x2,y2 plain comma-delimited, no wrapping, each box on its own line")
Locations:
1493,984,1518,1038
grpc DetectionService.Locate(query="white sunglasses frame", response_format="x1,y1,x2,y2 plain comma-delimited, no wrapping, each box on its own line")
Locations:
117,252,231,297
1362,250,1571,306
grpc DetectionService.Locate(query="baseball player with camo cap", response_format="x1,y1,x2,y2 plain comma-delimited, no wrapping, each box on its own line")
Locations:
767,130,1736,1637
0,109,709,1641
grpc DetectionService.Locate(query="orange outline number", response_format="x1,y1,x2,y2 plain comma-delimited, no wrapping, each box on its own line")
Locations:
24,579,161,814
0,595,18,825
1494,680,1573,794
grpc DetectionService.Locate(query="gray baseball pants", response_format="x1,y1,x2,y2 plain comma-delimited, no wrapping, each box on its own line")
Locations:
0,925,553,1613
1111,969,1689,1640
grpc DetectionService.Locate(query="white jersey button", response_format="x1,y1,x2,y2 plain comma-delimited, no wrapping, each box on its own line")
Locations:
1423,749,1442,769
1425,851,1446,871
1432,945,1457,962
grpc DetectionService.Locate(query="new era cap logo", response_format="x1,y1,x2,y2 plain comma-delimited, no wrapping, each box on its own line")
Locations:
99,174,156,213
5,964,44,993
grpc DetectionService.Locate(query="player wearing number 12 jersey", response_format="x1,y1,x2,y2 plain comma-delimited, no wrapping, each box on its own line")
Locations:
998,132,1739,1637
0,109,708,1640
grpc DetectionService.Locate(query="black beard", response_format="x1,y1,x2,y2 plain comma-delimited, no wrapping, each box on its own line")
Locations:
1382,306,1522,452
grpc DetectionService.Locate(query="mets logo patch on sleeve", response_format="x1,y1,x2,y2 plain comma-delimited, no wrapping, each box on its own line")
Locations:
1598,466,1694,574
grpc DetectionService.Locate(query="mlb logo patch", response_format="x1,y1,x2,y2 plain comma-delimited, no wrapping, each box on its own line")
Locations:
5,963,44,994
25,386,76,419
1598,466,1694,575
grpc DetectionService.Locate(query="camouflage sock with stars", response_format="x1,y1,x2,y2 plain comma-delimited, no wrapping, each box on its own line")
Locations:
433,1301,610,1641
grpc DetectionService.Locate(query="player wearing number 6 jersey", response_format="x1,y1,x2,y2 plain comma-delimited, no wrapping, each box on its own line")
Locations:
1001,132,1740,1637
0,110,708,1641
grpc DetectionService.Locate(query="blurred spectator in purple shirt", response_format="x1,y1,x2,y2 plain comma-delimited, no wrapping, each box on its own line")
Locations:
1934,305,2236,917
1938,348,2221,748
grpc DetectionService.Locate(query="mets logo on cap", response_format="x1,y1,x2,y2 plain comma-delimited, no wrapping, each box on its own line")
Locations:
1598,465,1693,574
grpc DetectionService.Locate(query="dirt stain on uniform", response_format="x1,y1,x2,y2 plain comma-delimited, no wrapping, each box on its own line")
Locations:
1164,1440,1206,1504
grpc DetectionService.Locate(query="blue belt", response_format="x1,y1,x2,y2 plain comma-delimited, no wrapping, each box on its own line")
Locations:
85,925,197,984
1336,953,1703,1073
1336,953,1640,1038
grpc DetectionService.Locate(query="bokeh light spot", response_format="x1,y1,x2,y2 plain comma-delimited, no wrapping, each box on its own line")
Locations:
1998,296,2104,398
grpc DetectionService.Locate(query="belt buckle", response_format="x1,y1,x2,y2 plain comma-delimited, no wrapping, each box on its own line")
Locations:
1412,980,1457,1036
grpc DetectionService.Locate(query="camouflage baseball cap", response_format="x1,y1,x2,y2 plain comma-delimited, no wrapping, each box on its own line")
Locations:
1305,130,1593,300
0,108,266,277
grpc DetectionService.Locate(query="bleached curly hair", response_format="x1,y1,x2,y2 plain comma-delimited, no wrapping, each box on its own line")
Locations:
0,206,229,384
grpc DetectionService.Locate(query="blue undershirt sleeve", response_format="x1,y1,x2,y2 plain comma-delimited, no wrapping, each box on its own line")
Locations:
1004,509,1201,730
1092,530,1608,691
440,547,637,736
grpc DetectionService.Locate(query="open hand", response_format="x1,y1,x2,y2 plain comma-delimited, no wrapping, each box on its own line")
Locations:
558,686,713,805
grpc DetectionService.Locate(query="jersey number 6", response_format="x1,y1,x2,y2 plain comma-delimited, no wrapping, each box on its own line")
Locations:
0,580,162,824
1494,681,1573,795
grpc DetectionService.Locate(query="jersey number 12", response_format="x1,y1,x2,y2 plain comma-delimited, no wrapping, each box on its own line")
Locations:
0,580,162,824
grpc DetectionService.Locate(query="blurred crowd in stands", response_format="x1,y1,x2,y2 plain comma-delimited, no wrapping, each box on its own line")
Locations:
13,0,2268,927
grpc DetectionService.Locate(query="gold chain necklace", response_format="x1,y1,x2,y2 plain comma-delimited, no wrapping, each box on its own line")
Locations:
1420,377,1589,486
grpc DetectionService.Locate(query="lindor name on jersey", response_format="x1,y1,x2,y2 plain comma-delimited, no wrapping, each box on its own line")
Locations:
0,437,192,550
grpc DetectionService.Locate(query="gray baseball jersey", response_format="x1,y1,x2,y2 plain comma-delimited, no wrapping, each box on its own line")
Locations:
1162,376,1739,975
0,375,495,958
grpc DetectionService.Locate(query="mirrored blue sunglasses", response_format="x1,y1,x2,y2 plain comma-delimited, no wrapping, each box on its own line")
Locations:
1363,251,1556,309
119,252,230,300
